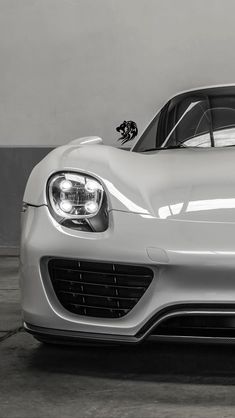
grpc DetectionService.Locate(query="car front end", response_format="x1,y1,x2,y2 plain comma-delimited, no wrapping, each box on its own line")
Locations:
20,86,235,345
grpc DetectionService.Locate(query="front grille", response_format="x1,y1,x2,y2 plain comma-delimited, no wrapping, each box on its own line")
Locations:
48,258,153,318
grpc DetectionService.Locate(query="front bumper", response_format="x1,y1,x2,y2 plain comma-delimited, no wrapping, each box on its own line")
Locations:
20,205,235,343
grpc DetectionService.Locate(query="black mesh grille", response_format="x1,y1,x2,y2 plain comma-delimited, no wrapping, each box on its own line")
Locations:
48,258,153,318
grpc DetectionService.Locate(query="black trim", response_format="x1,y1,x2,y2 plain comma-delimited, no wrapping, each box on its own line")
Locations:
24,323,140,345
24,303,235,345
136,303,235,338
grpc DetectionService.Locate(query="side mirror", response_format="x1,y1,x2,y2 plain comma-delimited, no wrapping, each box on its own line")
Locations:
116,120,138,145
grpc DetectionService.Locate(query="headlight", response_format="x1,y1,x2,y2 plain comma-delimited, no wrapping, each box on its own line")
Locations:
47,172,108,232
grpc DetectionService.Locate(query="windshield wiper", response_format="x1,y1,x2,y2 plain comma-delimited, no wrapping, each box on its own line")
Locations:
142,144,187,152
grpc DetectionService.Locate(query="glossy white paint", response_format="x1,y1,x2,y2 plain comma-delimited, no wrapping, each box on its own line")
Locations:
20,206,235,337
24,144,235,222
20,86,235,343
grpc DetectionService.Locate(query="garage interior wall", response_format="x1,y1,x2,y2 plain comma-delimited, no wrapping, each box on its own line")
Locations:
1,0,235,251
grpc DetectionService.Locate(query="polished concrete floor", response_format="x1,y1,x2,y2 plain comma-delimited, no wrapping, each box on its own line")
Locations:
2,257,235,417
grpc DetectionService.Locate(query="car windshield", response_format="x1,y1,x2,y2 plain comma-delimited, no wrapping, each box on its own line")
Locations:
134,87,235,152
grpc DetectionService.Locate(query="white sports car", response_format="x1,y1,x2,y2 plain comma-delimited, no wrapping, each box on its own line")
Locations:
20,85,235,344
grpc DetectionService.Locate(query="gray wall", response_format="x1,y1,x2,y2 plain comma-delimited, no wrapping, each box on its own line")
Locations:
2,0,235,248
2,0,235,147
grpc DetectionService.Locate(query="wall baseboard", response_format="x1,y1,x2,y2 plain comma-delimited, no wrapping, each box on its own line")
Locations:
0,246,19,256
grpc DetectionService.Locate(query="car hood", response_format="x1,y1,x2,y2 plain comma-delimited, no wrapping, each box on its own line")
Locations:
24,144,235,223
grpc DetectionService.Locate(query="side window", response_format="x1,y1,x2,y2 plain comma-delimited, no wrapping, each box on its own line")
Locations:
200,107,235,147
163,97,208,147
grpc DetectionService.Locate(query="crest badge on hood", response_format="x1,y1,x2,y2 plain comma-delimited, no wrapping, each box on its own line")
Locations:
116,120,138,145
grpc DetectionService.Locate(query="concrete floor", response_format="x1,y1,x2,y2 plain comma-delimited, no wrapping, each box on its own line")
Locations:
2,259,235,417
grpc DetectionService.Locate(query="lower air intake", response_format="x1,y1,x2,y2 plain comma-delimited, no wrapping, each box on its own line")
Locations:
151,314,235,338
48,258,153,318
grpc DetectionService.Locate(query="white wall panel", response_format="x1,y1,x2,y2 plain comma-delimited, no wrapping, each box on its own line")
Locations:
0,0,235,146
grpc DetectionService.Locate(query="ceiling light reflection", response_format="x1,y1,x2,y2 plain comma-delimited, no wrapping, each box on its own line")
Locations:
169,249,235,256
159,198,235,219
187,198,235,212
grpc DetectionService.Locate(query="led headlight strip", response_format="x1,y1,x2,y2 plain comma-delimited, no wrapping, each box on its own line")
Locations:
47,172,108,232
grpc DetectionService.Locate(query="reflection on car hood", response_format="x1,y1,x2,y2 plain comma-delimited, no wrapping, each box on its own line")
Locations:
24,144,235,223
